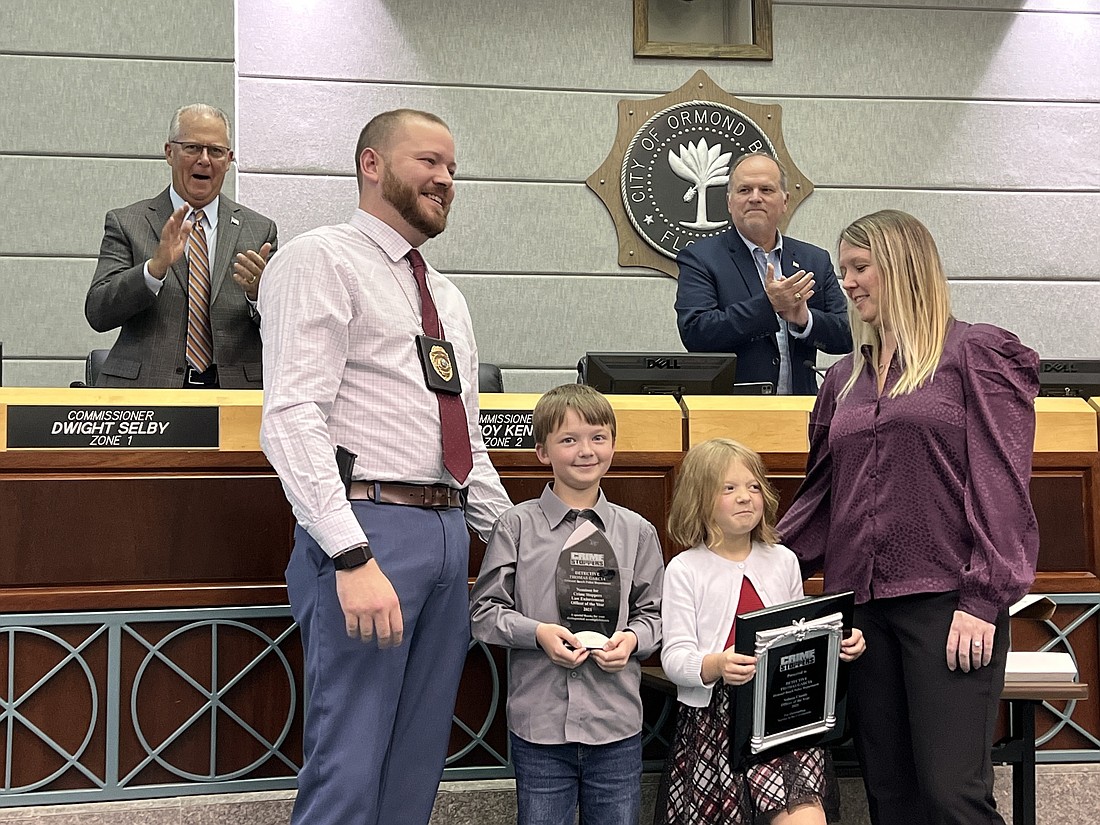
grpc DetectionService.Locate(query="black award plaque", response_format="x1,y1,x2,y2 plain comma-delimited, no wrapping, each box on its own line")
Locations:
555,520,621,649
730,591,855,763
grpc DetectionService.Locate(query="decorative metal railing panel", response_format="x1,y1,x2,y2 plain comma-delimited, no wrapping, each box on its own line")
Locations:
1,596,1096,806
0,607,301,806
1026,594,1100,759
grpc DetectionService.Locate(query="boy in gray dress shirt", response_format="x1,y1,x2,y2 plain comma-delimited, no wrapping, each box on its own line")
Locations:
470,384,664,825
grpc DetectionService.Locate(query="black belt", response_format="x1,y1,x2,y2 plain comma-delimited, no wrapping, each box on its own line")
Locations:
184,364,219,388
348,481,463,509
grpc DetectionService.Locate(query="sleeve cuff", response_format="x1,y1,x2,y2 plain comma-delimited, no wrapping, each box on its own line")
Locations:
957,594,1001,625
665,651,708,687
143,261,164,295
514,616,542,649
789,311,815,339
308,507,368,558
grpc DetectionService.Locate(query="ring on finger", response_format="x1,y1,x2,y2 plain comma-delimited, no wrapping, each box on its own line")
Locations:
971,640,982,648
794,292,802,300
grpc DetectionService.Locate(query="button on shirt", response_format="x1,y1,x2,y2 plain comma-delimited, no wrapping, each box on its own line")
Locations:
737,228,814,395
470,485,664,745
259,209,511,554
778,319,1040,623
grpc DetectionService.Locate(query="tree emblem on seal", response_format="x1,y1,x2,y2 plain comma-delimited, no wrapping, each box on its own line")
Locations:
587,70,814,278
669,138,733,230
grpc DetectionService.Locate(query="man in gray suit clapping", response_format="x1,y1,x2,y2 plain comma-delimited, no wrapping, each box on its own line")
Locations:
85,103,277,389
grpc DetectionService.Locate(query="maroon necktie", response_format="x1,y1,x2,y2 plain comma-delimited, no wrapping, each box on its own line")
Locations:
407,249,474,484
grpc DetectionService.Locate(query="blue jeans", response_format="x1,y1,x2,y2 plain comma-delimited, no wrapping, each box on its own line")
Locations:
510,732,642,825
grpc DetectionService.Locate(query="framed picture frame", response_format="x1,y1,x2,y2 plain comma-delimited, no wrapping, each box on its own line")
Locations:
730,591,855,764
633,0,773,61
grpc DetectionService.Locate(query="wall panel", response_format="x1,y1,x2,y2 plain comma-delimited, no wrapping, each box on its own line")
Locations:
458,277,1100,373
499,369,578,394
453,274,681,368
237,78,1100,190
1,57,235,156
2,361,86,388
0,0,236,386
0,0,233,58
5,0,1099,390
238,174,1100,283
0,158,237,257
11,254,1090,379
237,1,1100,102
0,260,116,357
807,1,1100,10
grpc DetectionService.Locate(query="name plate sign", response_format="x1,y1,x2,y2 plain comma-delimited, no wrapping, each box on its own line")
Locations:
478,410,534,450
6,406,220,449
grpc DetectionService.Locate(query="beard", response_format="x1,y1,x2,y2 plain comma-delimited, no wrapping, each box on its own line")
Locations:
382,165,449,239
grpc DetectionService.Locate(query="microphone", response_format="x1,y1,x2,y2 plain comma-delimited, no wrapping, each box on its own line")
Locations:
804,360,828,383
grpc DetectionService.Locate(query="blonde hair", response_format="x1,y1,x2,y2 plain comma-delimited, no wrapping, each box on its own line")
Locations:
838,209,952,399
668,438,780,549
533,384,617,446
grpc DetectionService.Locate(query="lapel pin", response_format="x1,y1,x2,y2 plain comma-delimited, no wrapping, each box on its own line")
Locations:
231,216,240,226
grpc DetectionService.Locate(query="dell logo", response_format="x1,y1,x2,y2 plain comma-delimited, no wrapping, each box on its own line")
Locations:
645,357,681,369
1042,362,1078,373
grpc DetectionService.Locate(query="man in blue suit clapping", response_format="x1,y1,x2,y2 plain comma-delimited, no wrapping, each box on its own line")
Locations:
675,153,851,395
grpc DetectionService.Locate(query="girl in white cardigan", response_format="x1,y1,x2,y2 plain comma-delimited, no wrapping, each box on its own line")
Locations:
655,439,865,825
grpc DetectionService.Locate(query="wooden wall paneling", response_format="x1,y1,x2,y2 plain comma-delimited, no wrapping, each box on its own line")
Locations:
0,450,294,612
1032,453,1100,592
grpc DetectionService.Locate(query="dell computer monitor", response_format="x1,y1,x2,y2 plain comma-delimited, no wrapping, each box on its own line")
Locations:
1038,359,1100,400
580,352,754,399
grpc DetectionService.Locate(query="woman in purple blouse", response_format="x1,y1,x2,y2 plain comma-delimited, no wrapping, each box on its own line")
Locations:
778,210,1040,825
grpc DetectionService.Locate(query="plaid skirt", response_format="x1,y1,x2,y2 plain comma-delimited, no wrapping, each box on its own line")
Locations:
653,684,840,824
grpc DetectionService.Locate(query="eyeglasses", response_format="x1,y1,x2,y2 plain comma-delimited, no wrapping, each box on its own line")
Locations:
170,141,231,161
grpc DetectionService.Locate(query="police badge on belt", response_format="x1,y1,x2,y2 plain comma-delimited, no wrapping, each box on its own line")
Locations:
416,335,462,395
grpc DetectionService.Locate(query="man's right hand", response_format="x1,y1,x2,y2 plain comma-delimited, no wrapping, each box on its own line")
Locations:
147,204,193,280
764,262,814,328
335,561,403,648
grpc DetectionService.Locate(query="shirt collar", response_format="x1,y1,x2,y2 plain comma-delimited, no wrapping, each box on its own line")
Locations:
735,226,783,259
170,187,219,232
538,483,609,531
350,208,418,264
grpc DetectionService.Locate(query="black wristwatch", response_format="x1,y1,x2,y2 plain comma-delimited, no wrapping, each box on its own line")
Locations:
332,542,373,571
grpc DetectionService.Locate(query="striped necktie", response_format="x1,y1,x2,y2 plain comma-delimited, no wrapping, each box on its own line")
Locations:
186,209,213,373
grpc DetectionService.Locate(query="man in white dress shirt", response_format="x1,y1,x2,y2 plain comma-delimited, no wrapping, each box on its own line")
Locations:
259,109,511,825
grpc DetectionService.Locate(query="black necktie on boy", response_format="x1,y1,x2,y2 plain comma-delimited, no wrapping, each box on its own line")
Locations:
565,509,600,529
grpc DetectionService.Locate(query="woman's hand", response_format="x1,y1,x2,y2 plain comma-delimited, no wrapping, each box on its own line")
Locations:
946,610,995,672
840,627,866,661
